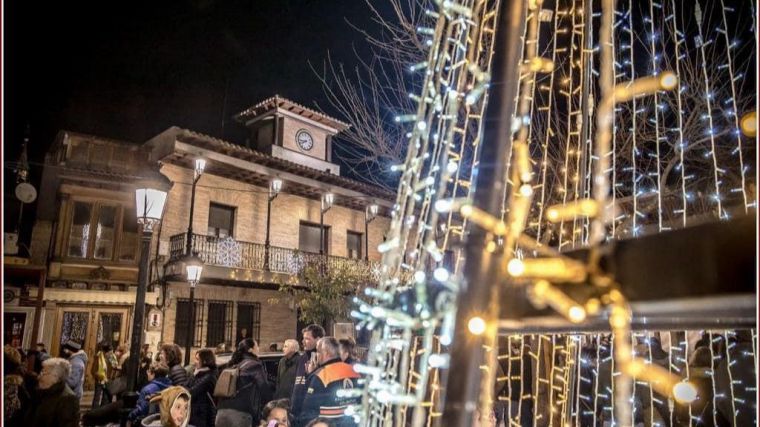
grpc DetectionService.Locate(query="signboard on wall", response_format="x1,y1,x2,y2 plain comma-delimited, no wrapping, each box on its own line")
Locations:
333,322,354,341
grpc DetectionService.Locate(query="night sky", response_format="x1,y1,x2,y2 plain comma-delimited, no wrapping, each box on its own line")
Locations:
4,0,391,235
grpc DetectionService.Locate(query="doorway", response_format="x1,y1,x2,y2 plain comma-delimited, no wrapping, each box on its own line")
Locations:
3,311,28,348
52,306,130,389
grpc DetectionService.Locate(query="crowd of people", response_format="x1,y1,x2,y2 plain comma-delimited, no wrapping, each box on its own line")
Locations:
3,324,364,427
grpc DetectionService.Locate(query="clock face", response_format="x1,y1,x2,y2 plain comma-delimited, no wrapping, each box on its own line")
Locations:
296,129,314,151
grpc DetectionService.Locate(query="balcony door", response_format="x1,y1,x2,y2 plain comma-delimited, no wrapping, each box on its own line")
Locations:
299,221,329,254
208,203,235,238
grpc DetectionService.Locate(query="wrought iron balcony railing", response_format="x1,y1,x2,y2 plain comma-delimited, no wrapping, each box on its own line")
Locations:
168,232,378,280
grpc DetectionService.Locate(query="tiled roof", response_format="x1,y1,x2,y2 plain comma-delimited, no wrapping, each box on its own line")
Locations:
172,128,395,200
234,95,350,131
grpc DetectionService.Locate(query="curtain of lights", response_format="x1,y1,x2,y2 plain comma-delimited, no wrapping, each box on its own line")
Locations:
356,0,756,425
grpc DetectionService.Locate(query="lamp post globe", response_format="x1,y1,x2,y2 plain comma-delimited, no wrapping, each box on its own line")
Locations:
184,254,204,288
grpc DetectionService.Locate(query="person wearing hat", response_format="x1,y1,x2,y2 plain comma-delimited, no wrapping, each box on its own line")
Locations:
62,340,88,400
141,385,192,427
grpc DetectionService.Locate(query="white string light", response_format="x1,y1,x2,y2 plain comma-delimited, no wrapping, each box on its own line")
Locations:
668,0,689,228
718,0,750,212
628,0,641,236
648,0,665,232
694,3,725,218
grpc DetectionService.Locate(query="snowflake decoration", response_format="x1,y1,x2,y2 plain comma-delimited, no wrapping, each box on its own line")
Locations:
215,237,241,267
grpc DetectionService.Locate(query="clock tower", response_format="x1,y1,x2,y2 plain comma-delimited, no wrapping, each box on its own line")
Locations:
235,95,348,175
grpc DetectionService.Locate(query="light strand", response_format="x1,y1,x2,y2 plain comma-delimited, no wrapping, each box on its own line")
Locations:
718,0,750,212
694,3,725,218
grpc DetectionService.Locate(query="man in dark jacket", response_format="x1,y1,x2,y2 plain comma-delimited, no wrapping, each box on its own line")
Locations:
298,337,361,427
291,324,325,421
216,338,273,426
274,338,300,399
24,357,80,427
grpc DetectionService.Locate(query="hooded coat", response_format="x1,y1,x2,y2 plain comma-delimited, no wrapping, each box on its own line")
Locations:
129,375,173,422
23,381,80,427
141,385,191,427
66,350,88,399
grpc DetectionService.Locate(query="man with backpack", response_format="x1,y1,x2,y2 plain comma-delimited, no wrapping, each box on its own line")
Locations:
215,338,272,426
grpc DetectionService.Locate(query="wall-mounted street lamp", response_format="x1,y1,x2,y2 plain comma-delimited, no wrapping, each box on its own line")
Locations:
364,203,379,261
185,158,206,255
319,192,334,255
264,178,283,271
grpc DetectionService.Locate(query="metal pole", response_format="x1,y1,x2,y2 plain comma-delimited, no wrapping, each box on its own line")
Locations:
186,178,198,255
265,197,272,271
320,209,324,255
127,231,153,391
364,218,369,261
183,175,199,366
441,0,525,425
184,285,195,366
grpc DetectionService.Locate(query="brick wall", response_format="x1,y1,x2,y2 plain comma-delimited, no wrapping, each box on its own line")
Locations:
162,281,297,350
281,116,329,161
159,163,391,260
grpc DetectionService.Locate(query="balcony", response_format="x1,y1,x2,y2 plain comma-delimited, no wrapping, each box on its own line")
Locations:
168,233,378,284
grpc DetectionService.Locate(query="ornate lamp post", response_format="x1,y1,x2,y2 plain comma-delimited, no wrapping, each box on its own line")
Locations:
182,254,204,365
126,180,168,392
364,203,378,261
264,178,282,271
182,158,205,366
319,192,333,255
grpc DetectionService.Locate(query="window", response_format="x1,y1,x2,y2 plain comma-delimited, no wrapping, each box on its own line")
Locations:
299,221,329,254
94,205,117,259
347,231,363,259
236,303,261,344
68,202,92,257
208,203,235,238
206,301,233,348
119,208,138,261
174,299,203,348
66,201,139,262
